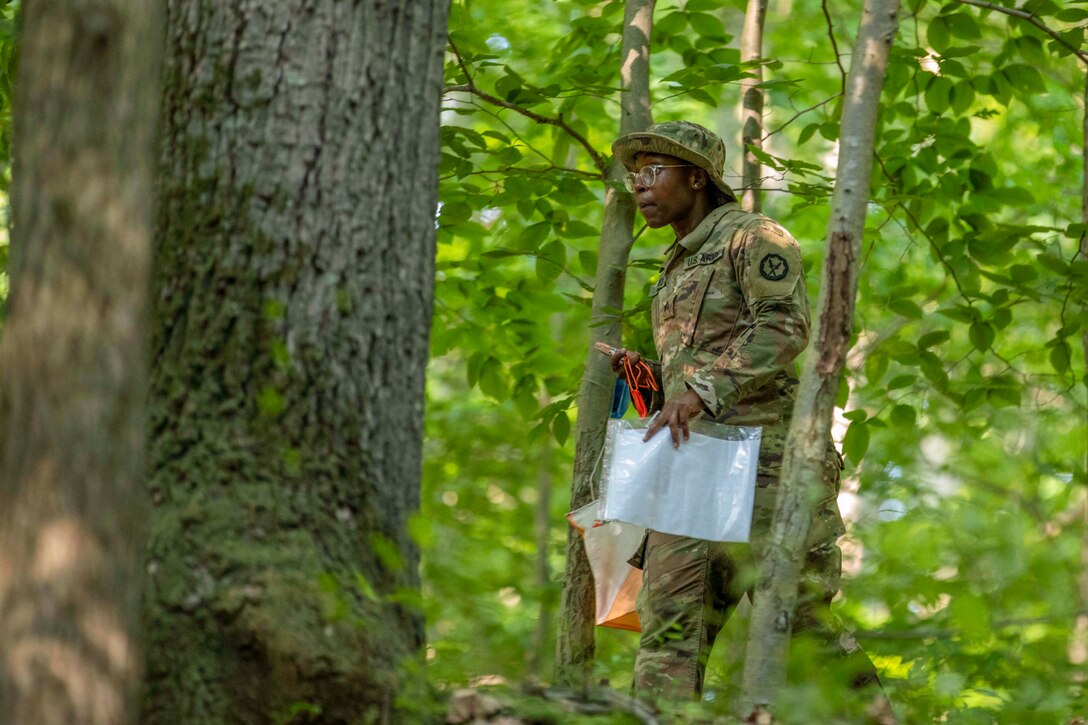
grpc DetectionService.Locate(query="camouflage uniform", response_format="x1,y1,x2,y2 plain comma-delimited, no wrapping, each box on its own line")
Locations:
612,121,877,700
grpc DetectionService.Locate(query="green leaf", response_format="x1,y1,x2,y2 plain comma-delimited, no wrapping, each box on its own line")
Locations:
1002,64,1046,95
1050,340,1071,374
478,357,509,400
866,351,889,383
889,298,923,319
951,81,974,115
819,121,839,141
944,11,981,41
886,374,915,391
495,71,523,101
1056,8,1088,21
536,240,565,284
924,76,953,114
969,320,994,352
890,404,916,428
1036,253,1068,275
919,350,948,386
881,338,919,357
1008,264,1037,283
843,409,869,423
689,13,727,39
513,377,539,419
918,330,951,350
937,305,977,323
497,146,522,165
656,11,686,36
578,249,598,275
439,201,473,225
798,123,820,145
843,420,871,464
927,14,950,52
516,222,550,251
551,411,570,446
987,380,1021,408
563,220,598,238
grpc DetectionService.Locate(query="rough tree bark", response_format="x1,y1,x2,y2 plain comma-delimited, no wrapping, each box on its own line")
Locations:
741,0,899,711
555,0,655,688
0,1,162,723
739,0,767,213
144,2,448,721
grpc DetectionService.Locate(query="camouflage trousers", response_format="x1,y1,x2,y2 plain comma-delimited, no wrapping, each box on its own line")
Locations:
631,460,879,700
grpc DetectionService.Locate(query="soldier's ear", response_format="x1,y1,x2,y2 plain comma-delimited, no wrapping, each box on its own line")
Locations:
689,168,707,190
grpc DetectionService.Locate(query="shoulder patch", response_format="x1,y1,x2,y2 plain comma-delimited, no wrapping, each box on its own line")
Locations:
759,253,789,281
742,219,803,302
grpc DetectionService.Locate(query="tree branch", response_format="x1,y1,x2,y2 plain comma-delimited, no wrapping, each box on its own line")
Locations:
762,92,842,140
954,0,1088,66
874,153,975,306
822,0,848,94
444,44,609,178
448,36,475,85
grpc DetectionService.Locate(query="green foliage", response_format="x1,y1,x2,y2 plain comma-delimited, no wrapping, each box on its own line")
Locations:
425,0,1088,721
1,0,1083,719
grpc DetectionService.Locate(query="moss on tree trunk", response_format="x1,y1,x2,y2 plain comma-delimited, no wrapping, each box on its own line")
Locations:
144,2,449,721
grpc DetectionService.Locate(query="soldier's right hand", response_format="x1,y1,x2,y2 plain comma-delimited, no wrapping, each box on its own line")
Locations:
610,347,642,375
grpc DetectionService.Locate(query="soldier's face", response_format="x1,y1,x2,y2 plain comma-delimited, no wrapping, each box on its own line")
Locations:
631,152,700,230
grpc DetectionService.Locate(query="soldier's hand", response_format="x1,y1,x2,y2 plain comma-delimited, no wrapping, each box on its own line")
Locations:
644,389,706,448
609,347,642,375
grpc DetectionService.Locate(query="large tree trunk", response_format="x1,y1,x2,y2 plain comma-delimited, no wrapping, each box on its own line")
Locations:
741,0,899,711
0,1,162,723
739,0,767,213
555,0,655,688
144,2,448,721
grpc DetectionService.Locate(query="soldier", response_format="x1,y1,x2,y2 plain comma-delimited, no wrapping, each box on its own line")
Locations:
608,120,880,700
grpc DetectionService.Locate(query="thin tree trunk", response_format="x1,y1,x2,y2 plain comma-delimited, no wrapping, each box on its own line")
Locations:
739,0,767,213
529,434,555,678
741,0,899,712
144,2,448,721
0,1,162,723
1081,72,1088,479
555,0,655,688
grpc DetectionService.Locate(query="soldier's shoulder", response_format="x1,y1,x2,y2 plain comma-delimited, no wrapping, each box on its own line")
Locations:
707,207,761,247
752,215,798,246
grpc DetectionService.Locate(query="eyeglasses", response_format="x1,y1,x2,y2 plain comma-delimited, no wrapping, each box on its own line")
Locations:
624,164,691,192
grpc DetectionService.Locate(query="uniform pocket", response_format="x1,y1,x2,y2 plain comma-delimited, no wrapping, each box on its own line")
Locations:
680,270,716,347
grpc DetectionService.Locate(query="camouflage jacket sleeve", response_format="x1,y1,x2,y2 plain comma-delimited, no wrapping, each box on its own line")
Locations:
686,220,810,417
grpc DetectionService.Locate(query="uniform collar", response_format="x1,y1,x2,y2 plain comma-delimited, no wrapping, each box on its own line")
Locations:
679,202,740,251
663,202,740,268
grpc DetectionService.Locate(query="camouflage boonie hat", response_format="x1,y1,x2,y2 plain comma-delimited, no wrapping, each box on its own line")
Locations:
612,120,735,201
